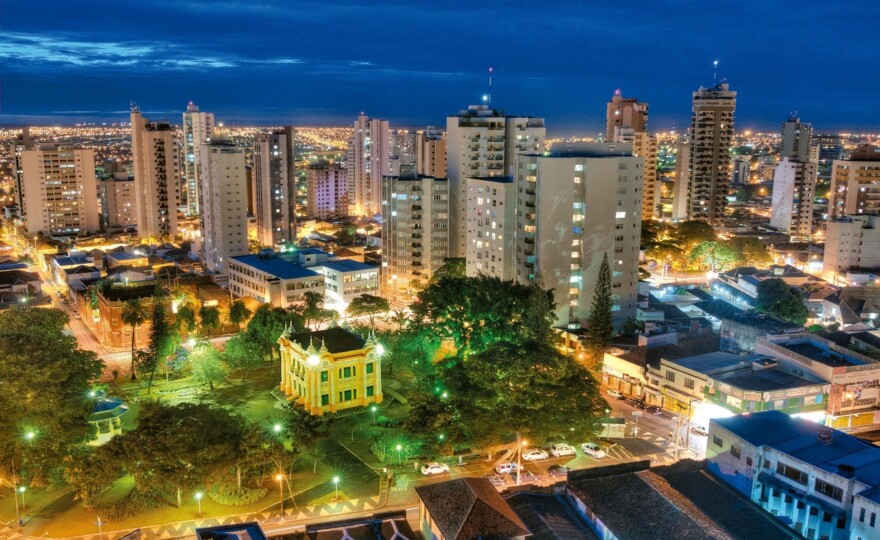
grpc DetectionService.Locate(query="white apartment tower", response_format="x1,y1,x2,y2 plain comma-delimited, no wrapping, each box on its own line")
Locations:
182,101,214,215
347,113,391,216
781,116,815,163
380,165,449,304
671,135,691,221
20,144,100,235
306,162,348,220
100,174,136,229
130,107,180,239
829,145,880,219
824,215,880,275
446,105,545,258
200,141,249,273
9,127,35,220
606,93,659,220
687,83,736,225
417,127,446,178
771,117,818,241
465,176,515,280
514,143,642,328
253,127,296,248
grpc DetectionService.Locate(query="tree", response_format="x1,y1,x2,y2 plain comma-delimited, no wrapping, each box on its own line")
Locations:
228,300,252,330
727,237,773,268
199,305,221,336
190,343,226,391
521,273,557,344
584,254,613,368
0,308,103,482
121,298,148,379
224,334,263,381
755,278,809,325
346,294,390,329
175,304,197,337
246,305,303,361
689,241,739,272
63,446,122,509
145,296,175,394
429,257,465,284
296,291,325,329
674,221,716,246
388,309,409,331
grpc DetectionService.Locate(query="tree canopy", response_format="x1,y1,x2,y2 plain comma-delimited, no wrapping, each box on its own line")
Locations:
755,278,809,325
584,254,613,364
228,300,252,329
689,241,740,272
245,305,303,361
190,343,226,391
346,294,390,329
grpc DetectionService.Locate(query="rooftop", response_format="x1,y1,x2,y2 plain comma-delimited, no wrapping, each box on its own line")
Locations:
716,368,824,392
195,522,268,540
665,351,751,375
780,341,863,368
319,259,377,273
290,327,366,354
504,492,597,540
231,253,321,280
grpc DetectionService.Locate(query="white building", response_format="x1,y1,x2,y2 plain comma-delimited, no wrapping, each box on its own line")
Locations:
446,105,545,258
709,410,880,540
347,113,391,216
20,144,99,235
771,158,818,241
315,259,379,311
306,162,347,219
416,127,446,178
687,83,736,225
130,107,180,239
824,215,880,275
100,173,136,229
829,147,880,219
514,143,642,328
465,176,515,280
200,141,248,273
380,167,449,304
606,93,658,220
253,127,296,248
229,250,325,307
671,135,691,221
9,128,35,221
182,101,214,215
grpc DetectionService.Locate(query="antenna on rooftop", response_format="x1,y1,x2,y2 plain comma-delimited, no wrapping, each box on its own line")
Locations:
482,67,493,106
713,60,719,85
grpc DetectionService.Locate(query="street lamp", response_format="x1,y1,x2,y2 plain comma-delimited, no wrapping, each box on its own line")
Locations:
24,431,35,441
275,474,284,516
517,435,526,486
332,476,340,501
273,423,283,435
396,444,403,466
18,486,26,513
370,405,377,425
194,491,203,517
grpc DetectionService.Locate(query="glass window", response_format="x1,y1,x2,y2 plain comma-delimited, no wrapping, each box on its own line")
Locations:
713,435,723,447
815,479,843,501
366,363,374,374
367,385,374,397
344,390,352,401
321,394,329,406
731,445,741,459
321,371,328,382
776,462,808,485
343,367,351,378
684,378,695,390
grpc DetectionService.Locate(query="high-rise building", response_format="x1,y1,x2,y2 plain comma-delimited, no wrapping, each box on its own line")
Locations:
380,166,448,303
823,215,880,276
732,157,751,185
200,141,248,273
9,127,35,220
815,134,845,181
100,173,136,229
770,158,817,240
130,106,180,239
780,116,814,162
20,144,100,235
514,143,642,328
253,127,296,248
671,135,691,221
465,176,515,280
829,145,880,219
417,127,446,178
390,130,418,175
346,113,391,216
687,83,736,224
446,105,545,258
606,93,658,219
306,162,348,220
182,101,214,215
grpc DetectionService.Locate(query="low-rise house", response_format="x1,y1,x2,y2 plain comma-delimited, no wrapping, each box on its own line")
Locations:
823,287,880,330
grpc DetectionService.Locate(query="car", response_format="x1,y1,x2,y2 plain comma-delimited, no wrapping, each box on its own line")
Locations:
646,406,663,416
550,443,576,457
522,449,549,461
495,462,518,474
634,400,648,410
606,389,624,399
691,425,709,436
581,442,607,459
420,462,450,476
547,464,570,477
72,313,81,320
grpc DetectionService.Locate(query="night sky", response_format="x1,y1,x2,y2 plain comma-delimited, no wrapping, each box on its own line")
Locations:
3,1,878,134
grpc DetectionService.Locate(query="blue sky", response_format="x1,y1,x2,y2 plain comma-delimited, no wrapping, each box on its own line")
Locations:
2,1,878,134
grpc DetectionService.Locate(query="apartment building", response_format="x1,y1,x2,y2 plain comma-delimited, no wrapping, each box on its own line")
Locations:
465,176,515,280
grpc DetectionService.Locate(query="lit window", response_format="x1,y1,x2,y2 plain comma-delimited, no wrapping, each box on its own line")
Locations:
615,211,626,219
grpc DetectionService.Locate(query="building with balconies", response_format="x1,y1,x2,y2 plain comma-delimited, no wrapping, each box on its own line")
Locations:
465,176,515,280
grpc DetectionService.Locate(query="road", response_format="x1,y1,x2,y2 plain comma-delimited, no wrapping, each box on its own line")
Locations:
608,395,707,459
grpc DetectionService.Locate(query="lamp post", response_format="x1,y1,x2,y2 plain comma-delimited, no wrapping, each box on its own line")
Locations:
273,423,283,435
194,491,203,517
96,517,105,540
275,474,284,516
516,433,525,486
396,444,403,466
332,476,340,501
370,405,377,425
18,486,26,513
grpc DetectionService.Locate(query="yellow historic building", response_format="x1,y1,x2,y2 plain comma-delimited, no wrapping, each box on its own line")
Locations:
278,326,383,415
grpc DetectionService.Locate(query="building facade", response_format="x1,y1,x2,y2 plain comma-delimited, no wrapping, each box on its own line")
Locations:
20,144,99,235
346,113,391,216
671,135,692,220
824,215,880,275
770,158,818,241
253,127,296,248
9,127,35,221
182,101,214,215
465,176,515,280
100,174,136,229
606,93,659,220
130,107,180,239
228,251,324,307
687,83,736,225
200,141,249,273
445,105,545,258
829,147,880,219
278,327,383,416
513,144,642,328
306,162,348,219
417,127,446,178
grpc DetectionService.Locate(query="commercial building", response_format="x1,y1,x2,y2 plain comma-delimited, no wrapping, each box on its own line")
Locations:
465,176,515,280
829,146,880,219
687,83,736,224
253,127,296,248
199,141,249,273
278,327,383,416
19,144,99,235
770,158,818,241
380,167,449,303
130,106,180,239
513,143,641,328
99,174,136,229
347,113,391,216
445,105,545,258
315,259,378,311
228,250,324,307
417,127,446,178
824,215,880,277
709,411,880,540
606,92,659,220
181,101,214,215
305,162,347,219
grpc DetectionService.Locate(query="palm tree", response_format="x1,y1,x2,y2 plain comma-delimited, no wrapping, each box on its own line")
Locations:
121,298,148,379
389,309,408,331
299,291,324,329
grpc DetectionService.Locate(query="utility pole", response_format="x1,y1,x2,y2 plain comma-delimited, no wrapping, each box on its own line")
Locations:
516,432,523,486
11,458,20,528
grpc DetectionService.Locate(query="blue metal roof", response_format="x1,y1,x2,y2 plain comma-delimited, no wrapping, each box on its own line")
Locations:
231,254,320,280
320,260,377,273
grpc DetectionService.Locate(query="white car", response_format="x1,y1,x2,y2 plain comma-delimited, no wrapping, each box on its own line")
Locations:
420,462,449,476
691,425,709,436
550,443,576,457
522,449,549,461
581,443,607,459
495,462,518,474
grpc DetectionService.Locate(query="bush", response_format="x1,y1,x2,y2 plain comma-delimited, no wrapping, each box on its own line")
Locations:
208,483,267,506
102,488,166,522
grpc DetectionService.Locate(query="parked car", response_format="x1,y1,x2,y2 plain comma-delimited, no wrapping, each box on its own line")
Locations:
420,462,450,476
606,389,624,399
547,465,570,477
495,462,518,474
646,406,663,416
550,443,576,457
522,449,549,461
691,425,709,436
581,442,607,459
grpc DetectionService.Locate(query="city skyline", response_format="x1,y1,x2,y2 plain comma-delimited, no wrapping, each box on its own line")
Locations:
2,1,879,133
